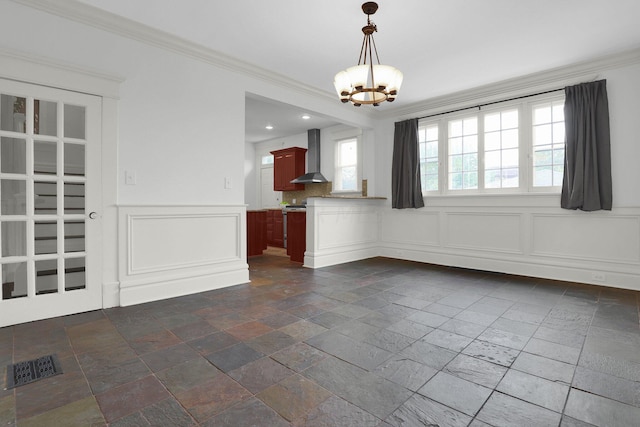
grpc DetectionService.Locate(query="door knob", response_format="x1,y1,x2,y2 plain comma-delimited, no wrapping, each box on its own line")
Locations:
89,212,98,219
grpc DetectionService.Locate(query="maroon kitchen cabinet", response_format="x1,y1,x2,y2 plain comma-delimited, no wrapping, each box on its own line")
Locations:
286,211,306,263
246,210,267,256
266,209,284,248
271,147,307,191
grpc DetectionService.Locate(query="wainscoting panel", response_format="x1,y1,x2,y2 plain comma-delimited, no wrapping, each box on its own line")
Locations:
531,214,640,263
118,205,249,306
128,214,239,275
377,197,640,291
380,211,440,247
446,212,523,254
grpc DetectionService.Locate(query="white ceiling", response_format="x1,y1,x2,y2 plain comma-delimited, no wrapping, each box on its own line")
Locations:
75,0,640,142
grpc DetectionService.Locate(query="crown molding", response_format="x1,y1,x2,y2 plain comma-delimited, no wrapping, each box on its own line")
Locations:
10,0,340,104
0,45,124,98
385,46,640,121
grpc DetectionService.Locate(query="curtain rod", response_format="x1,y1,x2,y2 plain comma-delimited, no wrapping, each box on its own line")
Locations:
417,87,565,120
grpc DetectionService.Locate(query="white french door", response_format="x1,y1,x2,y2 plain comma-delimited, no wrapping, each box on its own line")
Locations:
0,79,102,327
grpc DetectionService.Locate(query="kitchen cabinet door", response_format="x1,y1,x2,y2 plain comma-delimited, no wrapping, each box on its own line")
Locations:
271,147,306,191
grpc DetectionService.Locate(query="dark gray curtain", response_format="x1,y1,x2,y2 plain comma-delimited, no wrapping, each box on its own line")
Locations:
561,80,612,211
392,118,424,209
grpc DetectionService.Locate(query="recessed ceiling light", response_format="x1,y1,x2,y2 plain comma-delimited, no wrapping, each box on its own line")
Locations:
265,124,273,130
301,114,311,120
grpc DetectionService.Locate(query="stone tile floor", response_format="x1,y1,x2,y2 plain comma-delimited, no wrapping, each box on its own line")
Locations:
1,255,639,426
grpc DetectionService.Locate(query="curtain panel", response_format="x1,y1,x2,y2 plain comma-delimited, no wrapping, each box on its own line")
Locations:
561,79,612,211
392,118,425,209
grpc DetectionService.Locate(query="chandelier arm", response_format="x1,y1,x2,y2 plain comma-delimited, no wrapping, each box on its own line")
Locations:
368,35,376,90
370,34,381,65
358,34,368,66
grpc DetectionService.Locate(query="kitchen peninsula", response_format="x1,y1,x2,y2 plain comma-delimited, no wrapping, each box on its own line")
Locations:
303,196,386,269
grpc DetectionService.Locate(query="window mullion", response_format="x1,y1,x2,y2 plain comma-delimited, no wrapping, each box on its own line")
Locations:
478,111,485,191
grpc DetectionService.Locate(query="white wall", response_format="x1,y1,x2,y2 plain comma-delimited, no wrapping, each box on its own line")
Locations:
244,142,257,209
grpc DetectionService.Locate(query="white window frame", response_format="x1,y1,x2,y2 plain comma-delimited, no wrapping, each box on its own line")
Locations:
418,93,565,196
332,136,362,194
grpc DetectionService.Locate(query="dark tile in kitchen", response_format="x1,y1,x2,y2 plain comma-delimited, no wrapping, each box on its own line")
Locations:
141,342,200,372
206,343,265,372
187,331,239,355
438,292,485,309
291,395,380,427
206,312,253,330
582,326,640,364
523,337,580,365
79,350,151,395
174,374,251,423
418,371,492,416
14,356,91,419
501,307,547,325
578,351,640,382
228,357,294,394
491,317,539,337
439,318,487,339
572,366,640,407
260,311,301,328
279,319,328,341
407,310,449,328
421,302,463,317
476,327,530,350
95,375,170,423
246,330,297,355
303,357,412,420
17,396,105,427
454,310,500,327
374,355,438,391
385,318,434,339
422,329,473,352
533,325,586,349
385,393,471,427
443,353,508,388
512,351,575,384
257,374,331,422
225,321,273,341
467,296,514,316
564,388,640,427
286,303,326,319
156,357,221,394
401,339,457,370
306,330,393,371
140,397,196,427
128,329,182,355
462,339,520,367
170,319,218,341
476,391,562,427
496,369,570,412
202,397,289,427
271,342,328,372
308,311,351,329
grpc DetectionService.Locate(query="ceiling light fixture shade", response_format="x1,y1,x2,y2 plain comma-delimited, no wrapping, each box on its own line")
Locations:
334,2,403,107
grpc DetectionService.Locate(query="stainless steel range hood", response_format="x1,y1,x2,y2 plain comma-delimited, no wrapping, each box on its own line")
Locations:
290,129,328,184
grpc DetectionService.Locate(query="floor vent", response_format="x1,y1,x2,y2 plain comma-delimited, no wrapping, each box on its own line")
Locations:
5,354,63,389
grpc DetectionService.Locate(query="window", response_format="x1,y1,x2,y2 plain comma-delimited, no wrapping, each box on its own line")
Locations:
532,100,565,187
448,117,478,190
419,94,564,194
419,124,439,192
261,154,274,165
484,109,519,188
334,138,358,191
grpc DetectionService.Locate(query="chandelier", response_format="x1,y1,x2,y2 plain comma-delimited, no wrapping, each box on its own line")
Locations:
334,2,403,107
